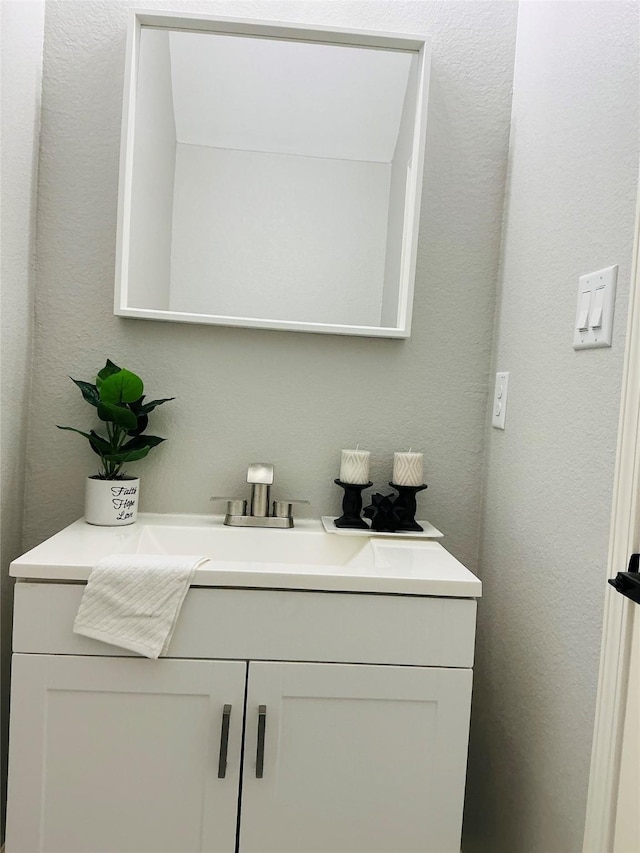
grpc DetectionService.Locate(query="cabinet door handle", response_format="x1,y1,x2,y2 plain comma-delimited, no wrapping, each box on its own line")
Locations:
217,704,232,779
256,704,267,779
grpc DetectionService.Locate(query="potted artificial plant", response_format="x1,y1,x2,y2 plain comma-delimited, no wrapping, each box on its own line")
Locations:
58,359,173,526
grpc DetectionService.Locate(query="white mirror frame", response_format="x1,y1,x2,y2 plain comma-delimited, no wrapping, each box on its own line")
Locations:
114,11,431,338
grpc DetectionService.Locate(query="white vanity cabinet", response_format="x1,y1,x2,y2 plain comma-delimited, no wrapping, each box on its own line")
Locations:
240,661,473,853
7,655,245,853
6,516,481,853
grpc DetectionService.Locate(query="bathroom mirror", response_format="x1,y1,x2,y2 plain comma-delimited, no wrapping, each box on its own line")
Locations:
114,12,430,337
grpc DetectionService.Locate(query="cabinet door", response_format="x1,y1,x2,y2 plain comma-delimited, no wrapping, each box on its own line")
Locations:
6,654,246,853
239,662,472,853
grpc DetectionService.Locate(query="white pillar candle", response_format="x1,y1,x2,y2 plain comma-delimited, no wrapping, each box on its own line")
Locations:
340,449,370,484
392,451,424,486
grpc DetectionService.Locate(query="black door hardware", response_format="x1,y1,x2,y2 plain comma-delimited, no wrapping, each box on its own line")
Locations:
608,553,640,604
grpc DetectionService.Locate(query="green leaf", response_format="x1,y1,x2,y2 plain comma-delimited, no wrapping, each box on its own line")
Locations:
57,425,94,441
102,447,151,464
71,379,99,407
99,369,144,405
134,397,175,415
127,414,148,437
97,401,138,430
121,435,165,452
95,359,121,390
58,426,111,460
125,396,174,434
88,430,114,456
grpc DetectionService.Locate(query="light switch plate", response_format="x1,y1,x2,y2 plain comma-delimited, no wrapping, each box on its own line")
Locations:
573,265,617,350
492,372,509,430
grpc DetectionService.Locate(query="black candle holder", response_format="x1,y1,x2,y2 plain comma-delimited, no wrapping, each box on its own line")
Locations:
334,479,372,529
363,492,399,532
390,482,428,532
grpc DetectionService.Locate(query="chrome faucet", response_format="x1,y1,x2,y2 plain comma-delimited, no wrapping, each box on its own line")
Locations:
247,462,273,518
211,463,307,528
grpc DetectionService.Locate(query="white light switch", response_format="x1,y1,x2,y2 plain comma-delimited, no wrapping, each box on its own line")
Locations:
577,290,591,332
573,265,617,349
590,287,605,329
492,372,509,430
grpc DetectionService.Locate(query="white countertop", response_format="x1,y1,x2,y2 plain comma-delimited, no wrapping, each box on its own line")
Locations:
10,514,481,598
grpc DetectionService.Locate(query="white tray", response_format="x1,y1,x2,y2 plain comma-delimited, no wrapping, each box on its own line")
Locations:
321,516,443,539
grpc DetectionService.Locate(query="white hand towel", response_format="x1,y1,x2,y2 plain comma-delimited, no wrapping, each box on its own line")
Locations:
73,554,209,659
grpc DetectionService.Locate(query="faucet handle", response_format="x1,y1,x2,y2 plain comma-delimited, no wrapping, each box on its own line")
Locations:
273,499,310,519
210,497,247,516
247,463,274,485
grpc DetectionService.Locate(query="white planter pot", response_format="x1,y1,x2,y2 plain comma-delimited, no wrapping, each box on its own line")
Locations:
85,476,140,526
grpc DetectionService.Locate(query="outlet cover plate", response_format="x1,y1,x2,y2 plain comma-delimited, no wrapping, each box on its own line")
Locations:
492,371,509,430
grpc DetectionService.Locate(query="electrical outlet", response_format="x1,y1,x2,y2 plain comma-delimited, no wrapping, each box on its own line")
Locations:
492,372,509,430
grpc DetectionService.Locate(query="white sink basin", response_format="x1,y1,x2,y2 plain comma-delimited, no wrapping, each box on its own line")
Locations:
134,520,368,565
10,513,481,597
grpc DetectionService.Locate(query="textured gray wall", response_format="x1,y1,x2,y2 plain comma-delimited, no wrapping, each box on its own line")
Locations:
8,2,640,849
465,2,640,851
22,0,518,579
0,0,45,836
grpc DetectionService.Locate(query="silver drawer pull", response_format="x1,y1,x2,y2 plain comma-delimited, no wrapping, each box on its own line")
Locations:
217,704,232,779
256,705,267,778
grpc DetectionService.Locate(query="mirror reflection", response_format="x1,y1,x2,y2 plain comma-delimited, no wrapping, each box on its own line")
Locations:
116,18,429,336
